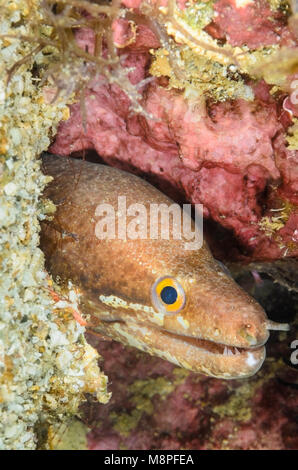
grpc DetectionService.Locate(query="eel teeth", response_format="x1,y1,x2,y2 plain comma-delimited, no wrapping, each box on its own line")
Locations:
223,346,241,357
224,346,233,356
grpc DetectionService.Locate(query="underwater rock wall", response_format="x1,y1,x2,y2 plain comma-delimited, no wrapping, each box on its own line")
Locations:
0,0,110,450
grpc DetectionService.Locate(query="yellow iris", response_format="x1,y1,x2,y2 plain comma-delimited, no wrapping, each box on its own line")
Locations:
152,276,186,314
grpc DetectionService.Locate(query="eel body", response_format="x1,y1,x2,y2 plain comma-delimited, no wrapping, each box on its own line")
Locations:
40,154,282,379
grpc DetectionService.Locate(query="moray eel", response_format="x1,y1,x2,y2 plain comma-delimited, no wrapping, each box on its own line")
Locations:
40,154,288,379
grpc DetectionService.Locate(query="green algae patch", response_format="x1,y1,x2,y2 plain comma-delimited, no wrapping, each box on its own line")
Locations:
287,118,298,150
180,1,215,31
213,382,254,422
268,0,292,12
110,409,144,438
150,46,253,103
47,418,88,450
111,369,189,438
130,376,177,400
213,359,285,423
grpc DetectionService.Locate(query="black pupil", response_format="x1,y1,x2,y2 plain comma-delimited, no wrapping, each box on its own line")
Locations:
160,286,178,305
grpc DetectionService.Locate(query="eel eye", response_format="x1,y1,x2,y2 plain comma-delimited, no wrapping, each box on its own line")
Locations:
151,276,186,314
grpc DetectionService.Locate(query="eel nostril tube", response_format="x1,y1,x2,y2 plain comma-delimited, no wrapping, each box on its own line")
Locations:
265,320,290,332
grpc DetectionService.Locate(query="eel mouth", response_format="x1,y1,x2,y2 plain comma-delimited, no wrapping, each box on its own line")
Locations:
106,319,267,379
149,326,267,378
162,329,262,357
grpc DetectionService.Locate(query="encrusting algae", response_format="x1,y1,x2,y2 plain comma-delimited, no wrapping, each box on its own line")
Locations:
0,0,110,450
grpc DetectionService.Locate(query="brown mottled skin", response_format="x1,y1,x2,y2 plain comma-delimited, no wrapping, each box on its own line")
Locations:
40,154,271,379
